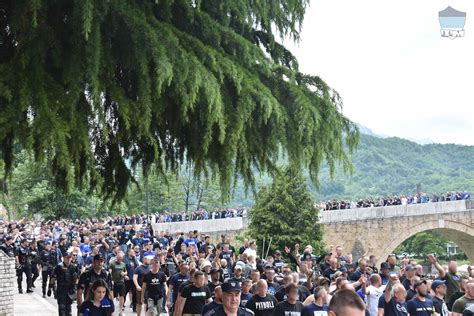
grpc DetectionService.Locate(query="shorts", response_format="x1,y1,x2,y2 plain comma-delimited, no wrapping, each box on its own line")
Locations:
147,298,163,315
136,290,144,304
113,283,126,297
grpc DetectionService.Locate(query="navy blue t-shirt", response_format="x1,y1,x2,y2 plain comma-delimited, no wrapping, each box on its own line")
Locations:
406,297,434,316
301,302,329,316
384,297,408,316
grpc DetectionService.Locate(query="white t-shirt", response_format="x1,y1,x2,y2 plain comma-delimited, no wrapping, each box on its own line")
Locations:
366,285,384,316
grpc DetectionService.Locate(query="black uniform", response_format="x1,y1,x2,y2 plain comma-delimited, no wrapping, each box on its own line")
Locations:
52,262,79,316
29,246,40,287
77,268,112,300
0,242,16,257
39,248,58,296
16,244,32,292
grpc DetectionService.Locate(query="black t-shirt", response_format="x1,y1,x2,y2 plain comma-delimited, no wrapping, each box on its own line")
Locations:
246,294,278,316
406,297,434,316
273,300,303,316
432,296,449,316
143,270,167,299
134,264,150,287
78,298,115,316
384,298,408,316
181,284,211,314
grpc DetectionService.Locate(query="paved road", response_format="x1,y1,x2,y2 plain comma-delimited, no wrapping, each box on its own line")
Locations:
14,274,165,315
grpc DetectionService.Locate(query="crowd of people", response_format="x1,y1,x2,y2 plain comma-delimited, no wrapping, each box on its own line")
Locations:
0,216,474,316
318,191,471,211
157,208,248,223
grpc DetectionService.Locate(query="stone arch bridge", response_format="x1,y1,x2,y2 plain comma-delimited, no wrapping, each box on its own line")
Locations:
153,200,474,263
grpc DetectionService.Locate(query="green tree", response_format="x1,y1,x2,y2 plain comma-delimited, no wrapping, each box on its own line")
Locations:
248,167,324,256
0,0,358,205
396,231,450,257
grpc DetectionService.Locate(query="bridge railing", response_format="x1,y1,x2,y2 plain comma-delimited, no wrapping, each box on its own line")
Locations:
319,200,472,223
152,216,249,234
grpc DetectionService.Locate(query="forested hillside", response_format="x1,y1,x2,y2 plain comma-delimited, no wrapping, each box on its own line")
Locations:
310,134,474,200
1,134,473,218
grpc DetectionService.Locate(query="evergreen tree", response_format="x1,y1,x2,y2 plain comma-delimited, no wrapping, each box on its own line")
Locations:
248,167,324,256
0,1,358,204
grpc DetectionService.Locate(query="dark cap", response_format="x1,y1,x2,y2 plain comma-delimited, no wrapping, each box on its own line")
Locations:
5,236,12,241
404,264,414,272
64,250,74,257
210,268,220,274
222,281,241,293
431,279,446,291
413,279,427,290
93,253,104,261
380,262,390,270
274,250,282,255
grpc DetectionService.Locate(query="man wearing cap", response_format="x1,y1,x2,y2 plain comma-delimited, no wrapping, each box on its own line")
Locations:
77,253,111,305
379,262,391,286
16,238,33,293
406,279,434,316
51,251,80,316
229,263,246,288
273,251,285,274
0,235,15,257
205,281,254,316
39,242,56,297
431,280,449,316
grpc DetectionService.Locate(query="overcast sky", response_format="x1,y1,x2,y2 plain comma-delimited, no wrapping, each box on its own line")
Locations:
286,0,474,145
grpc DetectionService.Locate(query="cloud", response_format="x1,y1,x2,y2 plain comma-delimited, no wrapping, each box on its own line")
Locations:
285,0,474,145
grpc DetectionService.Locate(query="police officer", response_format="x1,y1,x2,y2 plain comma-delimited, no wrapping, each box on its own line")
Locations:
77,253,111,305
29,239,40,288
39,242,56,297
51,251,79,316
205,281,255,316
0,236,16,257
16,238,33,293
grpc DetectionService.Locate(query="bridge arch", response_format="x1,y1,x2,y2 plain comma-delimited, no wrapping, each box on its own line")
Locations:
378,219,474,263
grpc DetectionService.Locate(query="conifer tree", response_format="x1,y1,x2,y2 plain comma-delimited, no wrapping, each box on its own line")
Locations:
0,1,359,202
248,167,324,255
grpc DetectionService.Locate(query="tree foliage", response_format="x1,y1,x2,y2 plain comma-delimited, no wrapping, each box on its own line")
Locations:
0,0,358,203
0,151,232,219
248,167,324,255
395,231,450,257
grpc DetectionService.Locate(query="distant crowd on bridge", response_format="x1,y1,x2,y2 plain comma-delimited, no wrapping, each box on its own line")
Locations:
318,191,471,211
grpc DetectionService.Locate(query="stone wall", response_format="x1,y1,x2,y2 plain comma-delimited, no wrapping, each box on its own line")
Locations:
0,250,15,316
